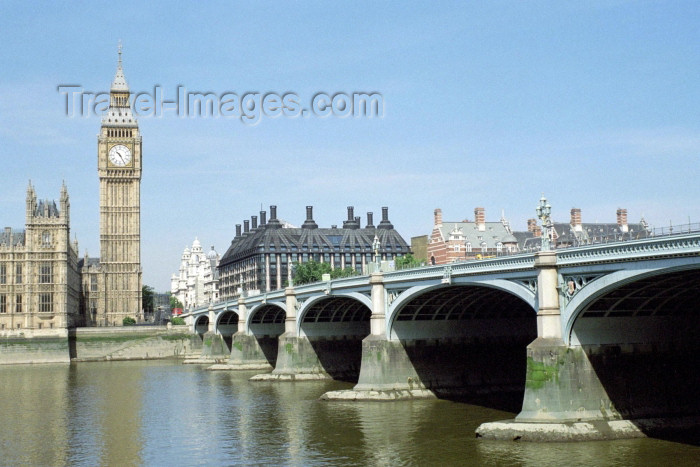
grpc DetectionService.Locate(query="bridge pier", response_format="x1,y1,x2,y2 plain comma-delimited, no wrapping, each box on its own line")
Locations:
210,297,275,371
251,286,333,381
322,273,436,400
186,306,229,364
475,251,700,441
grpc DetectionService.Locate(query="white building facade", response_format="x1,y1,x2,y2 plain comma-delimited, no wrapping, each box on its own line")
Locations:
171,238,220,310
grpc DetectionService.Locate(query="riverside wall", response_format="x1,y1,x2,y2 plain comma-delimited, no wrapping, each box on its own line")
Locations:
0,326,202,365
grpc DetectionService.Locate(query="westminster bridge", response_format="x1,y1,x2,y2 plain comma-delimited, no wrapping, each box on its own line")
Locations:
183,232,700,440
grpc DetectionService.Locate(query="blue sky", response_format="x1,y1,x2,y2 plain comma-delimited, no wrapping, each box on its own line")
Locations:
1,1,698,291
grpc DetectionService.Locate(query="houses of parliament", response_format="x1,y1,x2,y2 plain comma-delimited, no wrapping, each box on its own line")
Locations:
0,48,142,330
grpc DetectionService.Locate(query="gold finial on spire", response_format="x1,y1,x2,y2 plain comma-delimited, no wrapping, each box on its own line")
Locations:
118,40,123,68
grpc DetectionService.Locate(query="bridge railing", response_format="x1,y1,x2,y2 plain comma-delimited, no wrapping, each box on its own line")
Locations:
649,222,700,237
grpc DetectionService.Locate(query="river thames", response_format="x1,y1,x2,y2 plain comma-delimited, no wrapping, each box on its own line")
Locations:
1,360,698,466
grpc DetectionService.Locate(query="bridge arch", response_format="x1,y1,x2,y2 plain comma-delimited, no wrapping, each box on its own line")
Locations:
215,309,239,351
296,292,372,337
247,302,286,336
294,293,372,381
563,263,700,420
387,280,537,341
194,315,209,337
564,261,700,344
384,282,537,406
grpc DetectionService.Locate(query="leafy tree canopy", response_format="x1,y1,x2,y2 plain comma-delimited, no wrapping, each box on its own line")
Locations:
292,260,358,285
395,254,421,270
169,294,184,310
143,285,155,313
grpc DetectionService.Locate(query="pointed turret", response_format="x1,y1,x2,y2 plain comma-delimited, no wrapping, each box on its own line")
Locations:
103,41,137,127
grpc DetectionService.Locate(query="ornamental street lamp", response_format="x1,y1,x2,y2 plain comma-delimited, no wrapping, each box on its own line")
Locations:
372,234,381,270
535,194,552,251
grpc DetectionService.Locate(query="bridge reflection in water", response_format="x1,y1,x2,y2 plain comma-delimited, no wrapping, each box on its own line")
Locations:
185,233,700,441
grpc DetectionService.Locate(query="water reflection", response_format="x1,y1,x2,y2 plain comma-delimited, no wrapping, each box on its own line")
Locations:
1,362,699,466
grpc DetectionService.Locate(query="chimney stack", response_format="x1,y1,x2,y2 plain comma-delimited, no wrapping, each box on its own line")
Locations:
270,205,278,221
344,206,359,229
527,218,537,232
570,208,582,231
366,212,374,228
434,208,443,227
235,224,241,237
475,207,485,231
617,208,629,233
260,210,267,226
378,206,394,229
354,216,361,228
243,220,250,234
251,215,258,230
302,206,318,229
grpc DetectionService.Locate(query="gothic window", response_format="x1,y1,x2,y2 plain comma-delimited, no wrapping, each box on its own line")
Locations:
0,264,5,284
15,295,22,313
90,275,98,292
39,293,53,312
39,263,53,283
0,295,6,313
15,264,22,284
42,231,52,246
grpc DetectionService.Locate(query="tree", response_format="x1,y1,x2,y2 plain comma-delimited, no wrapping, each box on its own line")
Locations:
122,316,136,326
292,260,358,285
395,254,420,270
169,294,184,310
142,285,155,314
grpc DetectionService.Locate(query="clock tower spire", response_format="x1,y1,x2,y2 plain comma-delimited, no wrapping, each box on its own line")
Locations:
93,43,143,326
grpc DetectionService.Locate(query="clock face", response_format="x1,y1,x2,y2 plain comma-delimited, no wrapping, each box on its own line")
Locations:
108,144,132,167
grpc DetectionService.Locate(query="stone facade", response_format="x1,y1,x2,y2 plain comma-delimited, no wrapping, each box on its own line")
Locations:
0,183,81,333
171,238,220,311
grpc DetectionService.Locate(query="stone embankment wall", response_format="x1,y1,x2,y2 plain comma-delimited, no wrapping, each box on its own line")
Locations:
0,326,202,365
0,329,71,364
71,326,202,362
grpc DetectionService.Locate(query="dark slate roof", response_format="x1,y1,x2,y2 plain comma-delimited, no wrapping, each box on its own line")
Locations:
553,222,650,244
219,223,409,268
0,229,25,247
78,257,101,269
35,200,60,218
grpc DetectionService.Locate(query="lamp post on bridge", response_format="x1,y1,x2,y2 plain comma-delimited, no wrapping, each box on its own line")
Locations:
372,234,380,272
535,194,553,251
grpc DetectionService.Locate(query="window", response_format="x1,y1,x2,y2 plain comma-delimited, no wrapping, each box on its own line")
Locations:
0,264,5,284
39,293,53,313
0,295,6,313
15,264,22,284
465,242,472,253
42,231,52,246
90,275,98,292
15,295,21,313
496,242,503,253
39,263,53,283
481,242,487,253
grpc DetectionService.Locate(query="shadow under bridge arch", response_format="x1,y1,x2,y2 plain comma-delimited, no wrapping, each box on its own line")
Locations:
194,315,209,339
298,294,372,382
387,283,537,409
215,310,239,352
247,303,286,366
567,267,700,428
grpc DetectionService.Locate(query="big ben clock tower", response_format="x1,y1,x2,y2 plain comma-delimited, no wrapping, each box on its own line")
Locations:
96,44,142,325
